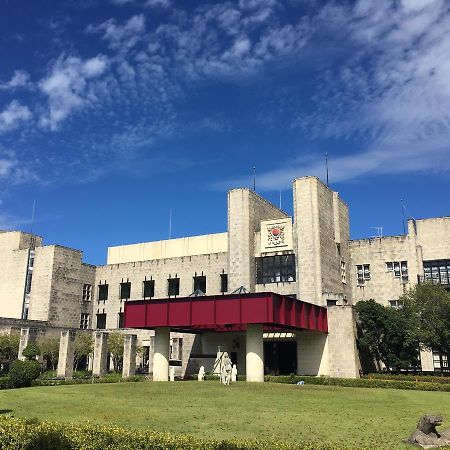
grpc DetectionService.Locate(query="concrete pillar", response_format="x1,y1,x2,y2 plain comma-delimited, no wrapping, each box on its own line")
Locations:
122,334,137,378
18,328,38,361
296,331,329,376
92,331,109,377
246,324,264,382
57,330,76,379
153,327,170,381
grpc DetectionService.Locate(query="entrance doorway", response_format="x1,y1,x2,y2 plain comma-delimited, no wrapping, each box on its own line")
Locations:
264,341,297,375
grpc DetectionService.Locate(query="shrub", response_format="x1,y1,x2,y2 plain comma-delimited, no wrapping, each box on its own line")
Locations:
0,376,13,390
363,373,450,384
8,360,41,388
22,344,41,361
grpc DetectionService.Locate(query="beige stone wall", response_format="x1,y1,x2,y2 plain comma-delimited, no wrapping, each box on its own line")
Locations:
94,252,227,329
228,188,288,292
293,177,351,306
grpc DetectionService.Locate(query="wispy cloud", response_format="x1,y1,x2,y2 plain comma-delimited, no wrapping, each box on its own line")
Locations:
0,70,31,90
0,101,32,134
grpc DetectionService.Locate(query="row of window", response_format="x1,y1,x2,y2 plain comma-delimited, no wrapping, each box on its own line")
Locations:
95,274,228,301
256,255,296,284
424,259,450,285
356,261,409,285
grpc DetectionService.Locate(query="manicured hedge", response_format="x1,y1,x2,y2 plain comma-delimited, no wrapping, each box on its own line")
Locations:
32,374,144,387
363,373,450,384
0,416,364,450
8,360,40,388
265,374,450,392
0,377,13,390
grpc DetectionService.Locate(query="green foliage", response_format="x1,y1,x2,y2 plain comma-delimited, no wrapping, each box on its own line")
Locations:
364,373,450,384
74,333,93,369
107,332,124,372
355,299,419,371
0,416,363,450
22,344,41,361
0,376,14,389
0,334,20,372
8,360,41,388
32,374,144,387
401,283,450,356
37,337,60,370
265,374,450,392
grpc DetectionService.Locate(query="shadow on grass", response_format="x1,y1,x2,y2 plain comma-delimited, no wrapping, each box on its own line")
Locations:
0,410,13,414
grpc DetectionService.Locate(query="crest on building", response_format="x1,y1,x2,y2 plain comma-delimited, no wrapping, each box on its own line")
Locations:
260,218,293,253
267,225,285,247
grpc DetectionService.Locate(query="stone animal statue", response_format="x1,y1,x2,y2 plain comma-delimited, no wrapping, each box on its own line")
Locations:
406,415,450,448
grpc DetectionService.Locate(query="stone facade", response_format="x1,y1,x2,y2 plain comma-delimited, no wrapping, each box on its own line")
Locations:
0,176,449,378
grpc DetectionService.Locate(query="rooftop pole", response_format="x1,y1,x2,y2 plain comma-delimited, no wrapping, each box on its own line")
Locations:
252,166,256,192
325,153,329,186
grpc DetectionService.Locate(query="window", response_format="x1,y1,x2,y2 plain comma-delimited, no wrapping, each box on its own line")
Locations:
356,264,371,285
168,278,180,297
120,282,131,300
386,261,408,282
220,274,228,293
118,312,124,328
327,299,337,307
256,254,296,284
424,260,450,285
96,313,106,329
80,313,90,329
98,284,108,301
341,259,347,284
143,280,155,299
25,272,33,294
389,300,403,309
82,284,92,301
193,275,206,294
433,351,449,371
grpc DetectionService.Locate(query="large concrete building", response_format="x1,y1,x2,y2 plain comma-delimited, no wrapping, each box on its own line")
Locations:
1,176,449,379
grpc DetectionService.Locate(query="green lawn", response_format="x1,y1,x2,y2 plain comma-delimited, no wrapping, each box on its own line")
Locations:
0,381,448,449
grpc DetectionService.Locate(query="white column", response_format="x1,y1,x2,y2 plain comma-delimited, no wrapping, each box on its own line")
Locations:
18,328,38,361
122,334,137,378
246,324,264,382
153,327,170,381
92,331,109,377
57,330,76,379
296,331,329,376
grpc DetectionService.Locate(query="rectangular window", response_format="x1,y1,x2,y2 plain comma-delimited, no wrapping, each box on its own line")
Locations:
356,264,371,285
168,278,180,297
82,284,92,301
256,254,296,284
424,260,450,285
118,312,124,328
120,282,131,300
96,313,106,329
341,260,347,284
98,284,108,301
143,280,155,299
220,274,228,293
386,261,408,282
193,275,206,294
25,272,33,294
80,313,90,329
389,300,403,309
433,351,449,371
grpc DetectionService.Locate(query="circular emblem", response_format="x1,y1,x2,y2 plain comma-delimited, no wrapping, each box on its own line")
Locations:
271,228,281,236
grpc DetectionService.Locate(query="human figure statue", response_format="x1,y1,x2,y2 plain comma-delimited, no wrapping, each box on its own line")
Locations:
231,364,237,382
169,366,175,382
197,366,205,381
221,352,232,386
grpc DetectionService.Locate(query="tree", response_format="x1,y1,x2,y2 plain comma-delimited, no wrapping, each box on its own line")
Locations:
74,333,93,370
401,283,450,357
37,336,60,370
0,334,20,373
108,332,124,372
355,299,419,372
22,343,41,360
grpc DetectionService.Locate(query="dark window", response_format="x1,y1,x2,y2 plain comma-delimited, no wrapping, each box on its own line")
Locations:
120,282,131,300
25,273,33,294
98,284,108,301
424,260,450,285
168,278,180,297
327,300,337,307
96,313,106,329
256,254,296,284
193,275,206,294
80,313,90,329
220,274,228,293
118,312,124,328
143,280,155,299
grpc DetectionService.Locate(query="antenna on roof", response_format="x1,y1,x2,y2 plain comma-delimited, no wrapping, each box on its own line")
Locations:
401,198,406,235
169,208,172,240
370,226,383,239
252,166,256,192
279,190,282,209
325,153,329,186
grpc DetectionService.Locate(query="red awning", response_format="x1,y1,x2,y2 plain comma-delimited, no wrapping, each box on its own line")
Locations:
124,292,328,333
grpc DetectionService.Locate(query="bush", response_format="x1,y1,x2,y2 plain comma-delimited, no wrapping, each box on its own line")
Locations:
0,376,13,390
363,373,450,384
0,416,361,450
264,374,450,392
8,360,41,388
22,344,41,361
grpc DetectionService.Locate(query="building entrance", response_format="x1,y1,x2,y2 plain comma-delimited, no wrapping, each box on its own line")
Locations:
264,341,297,375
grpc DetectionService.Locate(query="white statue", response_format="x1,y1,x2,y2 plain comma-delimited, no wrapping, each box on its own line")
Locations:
169,366,175,382
231,364,237,382
197,366,205,381
221,352,232,386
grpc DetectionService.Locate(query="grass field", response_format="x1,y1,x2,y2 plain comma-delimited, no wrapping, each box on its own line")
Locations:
0,381,448,449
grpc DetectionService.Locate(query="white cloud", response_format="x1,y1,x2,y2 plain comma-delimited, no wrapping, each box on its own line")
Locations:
0,70,30,90
39,55,108,130
0,101,32,134
146,0,171,8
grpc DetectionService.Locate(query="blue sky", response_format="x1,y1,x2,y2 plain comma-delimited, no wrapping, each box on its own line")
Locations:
1,0,449,265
